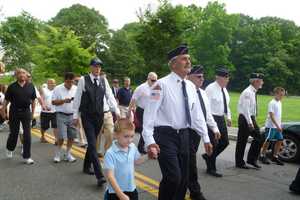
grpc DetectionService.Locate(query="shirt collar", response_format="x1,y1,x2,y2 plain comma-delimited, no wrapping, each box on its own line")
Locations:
111,140,134,153
89,73,100,81
249,85,257,93
170,71,185,83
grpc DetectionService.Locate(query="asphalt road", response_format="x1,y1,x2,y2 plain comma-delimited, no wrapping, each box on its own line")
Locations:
0,126,299,200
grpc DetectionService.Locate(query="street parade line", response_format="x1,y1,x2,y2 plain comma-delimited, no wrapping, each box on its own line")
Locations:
31,128,161,197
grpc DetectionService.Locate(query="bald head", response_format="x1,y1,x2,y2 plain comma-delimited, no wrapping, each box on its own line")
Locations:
47,78,56,90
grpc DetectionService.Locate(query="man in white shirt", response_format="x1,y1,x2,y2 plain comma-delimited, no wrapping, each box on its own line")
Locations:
187,66,220,200
204,68,231,177
128,71,158,153
142,44,212,200
40,79,57,143
73,58,120,187
96,72,120,157
52,72,77,163
235,73,264,169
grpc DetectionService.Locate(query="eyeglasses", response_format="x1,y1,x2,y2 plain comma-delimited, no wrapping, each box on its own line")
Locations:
150,79,157,83
196,75,204,79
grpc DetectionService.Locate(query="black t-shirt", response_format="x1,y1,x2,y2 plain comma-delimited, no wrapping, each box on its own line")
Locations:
117,87,132,106
5,81,37,110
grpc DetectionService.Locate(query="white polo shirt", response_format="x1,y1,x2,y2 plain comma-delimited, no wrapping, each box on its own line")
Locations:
52,83,77,114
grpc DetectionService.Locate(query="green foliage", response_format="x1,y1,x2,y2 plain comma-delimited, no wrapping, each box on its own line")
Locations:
50,4,110,49
0,12,44,70
30,26,92,77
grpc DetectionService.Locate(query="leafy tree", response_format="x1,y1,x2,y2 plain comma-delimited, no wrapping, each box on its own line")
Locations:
0,12,44,70
30,25,92,81
50,4,110,49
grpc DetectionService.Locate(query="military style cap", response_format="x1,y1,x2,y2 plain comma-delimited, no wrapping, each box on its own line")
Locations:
250,73,264,79
167,44,189,61
90,57,103,66
216,68,229,77
189,65,204,75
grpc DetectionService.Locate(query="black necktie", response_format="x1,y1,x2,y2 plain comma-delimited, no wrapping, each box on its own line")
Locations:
182,81,192,126
197,90,207,121
94,78,98,87
222,88,228,114
255,92,258,116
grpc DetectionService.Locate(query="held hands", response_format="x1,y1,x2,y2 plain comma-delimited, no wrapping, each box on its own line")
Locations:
147,143,160,159
204,143,213,156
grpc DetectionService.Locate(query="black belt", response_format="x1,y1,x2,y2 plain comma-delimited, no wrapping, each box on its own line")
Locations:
155,126,189,134
56,112,73,116
12,108,30,112
103,110,110,113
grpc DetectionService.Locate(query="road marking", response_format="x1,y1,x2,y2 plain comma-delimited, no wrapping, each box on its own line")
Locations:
31,129,191,200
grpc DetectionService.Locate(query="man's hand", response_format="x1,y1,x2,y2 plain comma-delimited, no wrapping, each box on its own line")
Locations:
276,126,283,132
214,132,221,140
147,143,160,159
227,119,232,127
204,143,213,156
248,123,254,132
72,118,79,127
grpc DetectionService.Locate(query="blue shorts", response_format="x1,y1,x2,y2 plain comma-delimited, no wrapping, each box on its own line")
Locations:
265,128,283,141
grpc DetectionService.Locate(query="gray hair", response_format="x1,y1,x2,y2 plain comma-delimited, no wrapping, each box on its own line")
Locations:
147,72,158,79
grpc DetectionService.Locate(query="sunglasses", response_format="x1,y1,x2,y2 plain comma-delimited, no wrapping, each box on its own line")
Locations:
150,79,157,83
195,75,204,79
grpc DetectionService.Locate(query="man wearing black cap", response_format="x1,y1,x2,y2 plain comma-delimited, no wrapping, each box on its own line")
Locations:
142,44,212,200
73,58,120,186
235,73,264,169
203,68,231,177
187,66,220,200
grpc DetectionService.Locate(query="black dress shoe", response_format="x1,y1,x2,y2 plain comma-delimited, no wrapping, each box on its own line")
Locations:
191,192,207,200
207,170,223,177
97,177,106,187
247,161,261,169
83,168,94,175
236,164,250,169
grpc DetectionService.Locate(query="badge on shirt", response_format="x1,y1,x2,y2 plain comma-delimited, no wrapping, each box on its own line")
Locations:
150,84,161,101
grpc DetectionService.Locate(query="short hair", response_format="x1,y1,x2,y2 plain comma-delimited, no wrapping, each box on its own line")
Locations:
273,87,285,94
124,77,130,81
114,118,135,134
15,68,28,76
64,72,75,80
147,72,158,79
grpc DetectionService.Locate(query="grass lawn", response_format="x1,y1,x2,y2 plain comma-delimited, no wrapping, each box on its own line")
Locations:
229,92,300,127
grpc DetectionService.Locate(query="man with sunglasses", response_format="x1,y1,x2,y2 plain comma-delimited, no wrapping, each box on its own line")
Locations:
128,72,158,154
187,66,220,200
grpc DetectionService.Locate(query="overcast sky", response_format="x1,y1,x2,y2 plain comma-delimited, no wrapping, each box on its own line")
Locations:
0,0,300,30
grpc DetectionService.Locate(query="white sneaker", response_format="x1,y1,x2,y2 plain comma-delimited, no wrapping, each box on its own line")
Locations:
53,151,61,163
6,150,13,158
24,158,34,165
66,154,76,163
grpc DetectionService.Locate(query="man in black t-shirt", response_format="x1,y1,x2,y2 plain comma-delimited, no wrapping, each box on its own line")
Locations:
0,68,36,164
116,77,133,118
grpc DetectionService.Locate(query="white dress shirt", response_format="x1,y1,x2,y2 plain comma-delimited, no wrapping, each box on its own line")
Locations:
142,72,209,147
52,84,77,114
205,81,231,119
131,82,152,109
73,73,120,119
41,87,55,113
198,88,219,133
238,85,257,125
